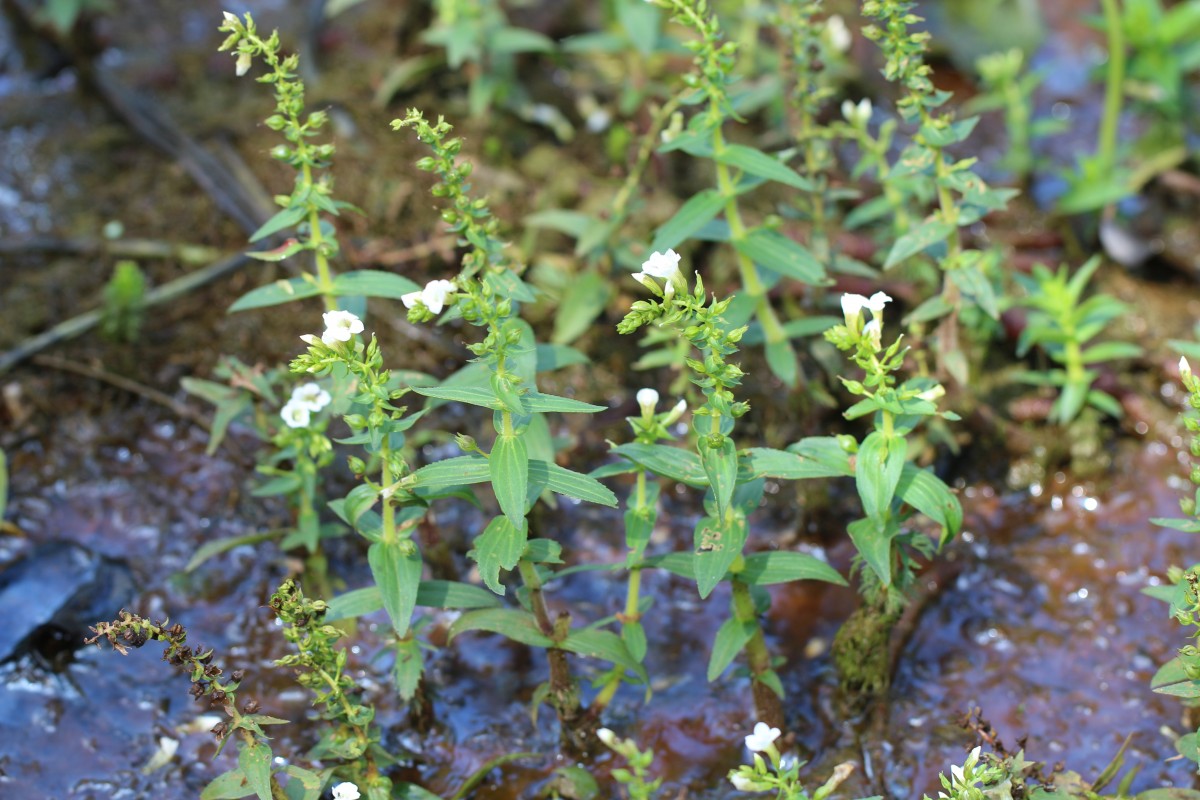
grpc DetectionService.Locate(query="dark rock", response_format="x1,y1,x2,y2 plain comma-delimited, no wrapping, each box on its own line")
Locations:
0,541,134,665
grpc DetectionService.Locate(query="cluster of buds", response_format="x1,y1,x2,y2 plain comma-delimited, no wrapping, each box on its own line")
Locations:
596,728,663,799
933,746,1005,800
401,279,457,322
87,612,256,743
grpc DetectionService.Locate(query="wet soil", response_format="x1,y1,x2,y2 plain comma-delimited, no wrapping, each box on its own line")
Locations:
5,0,1200,798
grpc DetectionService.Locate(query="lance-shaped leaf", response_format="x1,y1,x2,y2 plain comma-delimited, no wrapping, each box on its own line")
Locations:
491,434,529,527
856,432,906,520
611,443,709,486
449,608,553,648
847,516,898,587
896,465,962,546
699,437,737,521
693,515,748,599
469,515,528,595
369,538,422,637
708,615,757,681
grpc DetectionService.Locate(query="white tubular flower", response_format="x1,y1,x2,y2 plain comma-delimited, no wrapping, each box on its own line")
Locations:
842,98,872,128
865,291,892,316
291,382,331,412
400,290,422,309
825,15,852,53
1181,356,1192,379
730,773,758,792
840,293,870,331
916,384,946,403
222,10,239,24
950,763,966,784
863,318,882,350
235,51,252,76
332,783,361,800
280,400,311,429
636,388,660,417
421,279,457,314
299,333,321,347
662,398,688,426
596,728,618,748
641,248,682,279
321,310,364,344
744,722,781,753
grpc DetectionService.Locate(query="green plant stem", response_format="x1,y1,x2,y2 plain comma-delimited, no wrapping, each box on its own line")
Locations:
380,439,397,545
301,161,337,311
730,576,783,728
517,559,592,751
713,130,788,346
1098,0,1125,177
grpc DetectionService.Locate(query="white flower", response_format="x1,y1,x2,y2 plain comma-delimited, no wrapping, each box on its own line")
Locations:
636,388,659,416
291,382,331,412
332,783,361,800
222,11,238,25
950,763,966,784
402,279,457,314
841,293,869,320
281,400,311,429
300,333,321,347
662,398,688,426
641,249,682,279
321,310,364,344
744,722,780,753
825,15,851,53
730,773,757,792
865,291,892,314
841,98,872,127
1182,357,1192,379
235,51,252,76
863,318,882,349
916,384,946,403
596,728,618,748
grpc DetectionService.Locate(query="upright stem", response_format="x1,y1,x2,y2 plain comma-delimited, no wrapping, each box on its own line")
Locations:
1098,0,1125,177
731,577,784,728
301,161,337,312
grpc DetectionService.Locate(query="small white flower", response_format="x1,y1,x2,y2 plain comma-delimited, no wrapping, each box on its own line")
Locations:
300,333,321,347
842,98,873,127
730,773,756,792
641,249,682,279
662,398,688,426
281,400,311,429
636,388,660,416
916,384,946,403
332,782,361,800
235,51,252,77
596,728,618,748
291,382,331,412
841,293,869,318
222,11,239,24
421,279,457,314
825,15,852,53
321,310,364,344
863,318,882,349
744,722,781,753
402,280,457,314
950,763,966,784
865,291,892,314
1181,356,1192,379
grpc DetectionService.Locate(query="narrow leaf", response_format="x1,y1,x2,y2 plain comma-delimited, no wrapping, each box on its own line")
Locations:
491,435,529,527
708,616,756,680
651,189,726,252
469,515,528,595
369,539,422,637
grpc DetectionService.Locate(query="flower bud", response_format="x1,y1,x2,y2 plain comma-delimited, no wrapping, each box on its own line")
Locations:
636,388,659,417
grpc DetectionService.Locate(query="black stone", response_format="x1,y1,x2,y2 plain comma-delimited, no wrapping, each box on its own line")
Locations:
0,541,134,665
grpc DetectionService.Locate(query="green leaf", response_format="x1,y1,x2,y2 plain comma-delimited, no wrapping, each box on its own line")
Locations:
524,393,606,413
283,766,324,800
369,539,422,637
1154,681,1200,698
733,228,825,285
250,204,308,243
561,629,647,677
1152,657,1187,689
643,551,695,579
948,264,999,319
393,637,424,701
756,669,785,699
410,455,490,491
737,551,847,586
449,608,553,648
524,538,564,564
535,343,589,371
707,616,756,680
740,447,828,480
896,465,963,546
700,437,737,520
785,436,854,477
413,385,515,411
694,515,748,599
714,144,814,190
625,506,656,555
229,278,322,312
331,270,421,300
201,769,253,800
856,432,907,519
651,189,726,252
490,26,556,54
491,435,529,527
530,460,618,506
1152,517,1200,533
611,442,708,486
326,580,502,621
1079,341,1143,363
884,218,955,269
623,621,648,664
525,209,593,237
847,516,897,587
238,743,273,800
469,515,528,595
552,271,612,344
185,531,277,572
